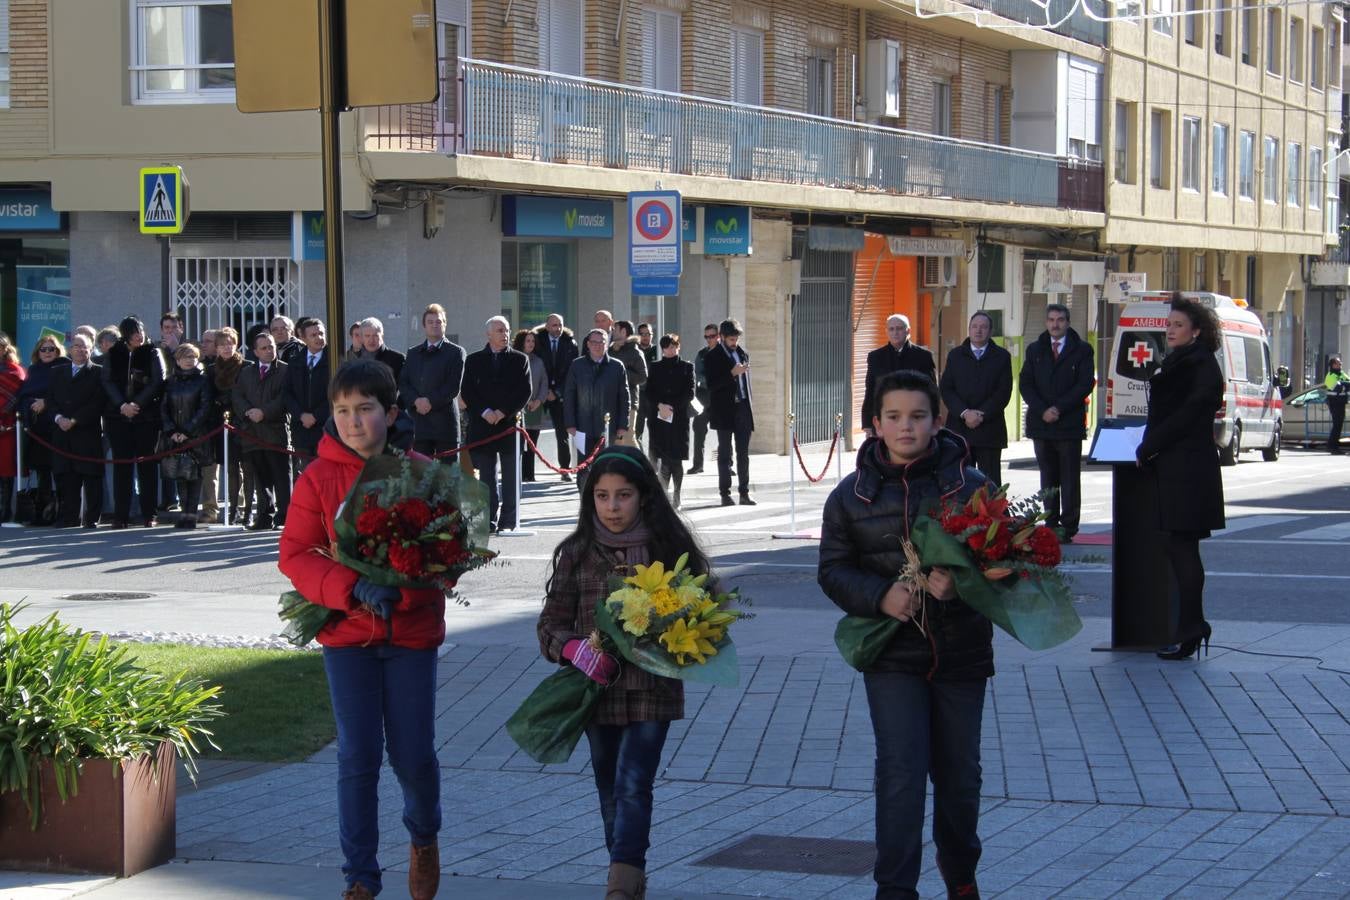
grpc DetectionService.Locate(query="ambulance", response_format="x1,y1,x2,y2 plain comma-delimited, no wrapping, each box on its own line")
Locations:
1106,291,1281,465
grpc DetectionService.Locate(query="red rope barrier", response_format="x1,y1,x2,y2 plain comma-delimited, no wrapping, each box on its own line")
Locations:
519,427,608,475
24,424,226,466
791,427,841,484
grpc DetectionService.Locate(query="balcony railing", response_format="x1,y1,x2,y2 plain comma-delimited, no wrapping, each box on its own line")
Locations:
960,0,1109,45
365,59,1105,214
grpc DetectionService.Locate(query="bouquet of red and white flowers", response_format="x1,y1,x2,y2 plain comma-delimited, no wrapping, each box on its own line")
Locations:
278,453,496,646
835,485,1081,669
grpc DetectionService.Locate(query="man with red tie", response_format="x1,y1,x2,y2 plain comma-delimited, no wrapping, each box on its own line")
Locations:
234,331,291,530
1019,303,1095,543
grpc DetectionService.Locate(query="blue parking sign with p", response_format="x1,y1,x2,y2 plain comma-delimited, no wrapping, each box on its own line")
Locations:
139,166,188,234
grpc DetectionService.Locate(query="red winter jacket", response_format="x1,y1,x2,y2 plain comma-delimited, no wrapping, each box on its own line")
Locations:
278,427,446,649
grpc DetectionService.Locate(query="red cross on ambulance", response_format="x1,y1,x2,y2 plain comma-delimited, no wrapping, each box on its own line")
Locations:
1128,342,1154,368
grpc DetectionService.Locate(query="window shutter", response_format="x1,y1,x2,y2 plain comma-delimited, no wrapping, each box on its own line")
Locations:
641,11,657,88
1067,65,1088,145
436,0,468,26
732,29,762,105
0,0,11,51
546,0,583,75
642,9,678,91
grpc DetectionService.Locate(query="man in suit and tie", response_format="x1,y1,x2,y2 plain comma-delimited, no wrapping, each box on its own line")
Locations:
285,317,330,472
533,314,578,481
234,331,291,530
49,334,104,528
704,318,756,507
400,302,465,458
861,314,937,437
461,316,532,532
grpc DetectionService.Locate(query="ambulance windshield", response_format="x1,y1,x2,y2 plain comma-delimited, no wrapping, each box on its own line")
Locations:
1115,330,1165,380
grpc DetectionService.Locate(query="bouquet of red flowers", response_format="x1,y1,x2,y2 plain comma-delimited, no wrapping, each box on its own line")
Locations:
835,485,1081,669
278,453,496,646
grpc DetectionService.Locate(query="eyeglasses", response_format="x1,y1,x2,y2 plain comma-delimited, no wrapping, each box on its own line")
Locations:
704,334,718,340
38,346,57,353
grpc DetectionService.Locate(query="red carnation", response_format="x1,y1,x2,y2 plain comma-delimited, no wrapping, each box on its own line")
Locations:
433,536,467,567
394,498,433,533
356,507,389,537
387,542,424,577
1028,527,1061,567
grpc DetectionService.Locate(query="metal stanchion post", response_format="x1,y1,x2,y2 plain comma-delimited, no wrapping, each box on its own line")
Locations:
835,412,844,484
208,420,244,532
2,420,21,528
772,412,815,541
497,413,535,537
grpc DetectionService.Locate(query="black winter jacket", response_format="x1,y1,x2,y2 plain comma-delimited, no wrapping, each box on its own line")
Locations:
861,341,937,431
162,365,215,439
1019,328,1095,441
818,431,994,680
940,340,1013,450
102,341,166,423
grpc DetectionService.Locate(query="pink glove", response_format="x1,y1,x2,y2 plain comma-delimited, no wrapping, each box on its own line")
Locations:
562,638,619,685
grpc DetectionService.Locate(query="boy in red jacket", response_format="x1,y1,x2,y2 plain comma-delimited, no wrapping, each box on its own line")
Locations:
279,360,443,900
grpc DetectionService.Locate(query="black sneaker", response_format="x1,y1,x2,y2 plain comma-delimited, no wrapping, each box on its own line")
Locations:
687,466,704,475
720,495,736,507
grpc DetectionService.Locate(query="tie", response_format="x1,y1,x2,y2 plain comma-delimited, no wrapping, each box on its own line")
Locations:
551,338,558,356
973,347,984,361
492,351,501,375
1052,340,1061,361
309,354,318,369
259,364,268,380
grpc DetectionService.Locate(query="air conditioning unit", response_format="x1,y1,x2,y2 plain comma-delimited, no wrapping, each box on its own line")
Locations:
923,255,958,287
864,39,902,119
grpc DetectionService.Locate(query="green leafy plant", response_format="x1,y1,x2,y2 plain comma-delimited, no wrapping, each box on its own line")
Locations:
0,603,225,829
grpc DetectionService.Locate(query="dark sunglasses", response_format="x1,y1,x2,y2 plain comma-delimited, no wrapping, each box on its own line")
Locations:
704,333,718,340
39,346,58,352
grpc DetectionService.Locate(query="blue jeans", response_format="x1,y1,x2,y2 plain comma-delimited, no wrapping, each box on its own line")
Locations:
585,720,670,868
863,672,985,900
323,645,441,895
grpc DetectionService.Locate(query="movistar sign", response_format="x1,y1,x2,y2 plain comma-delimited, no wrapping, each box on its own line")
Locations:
503,195,614,238
702,205,751,255
0,189,61,231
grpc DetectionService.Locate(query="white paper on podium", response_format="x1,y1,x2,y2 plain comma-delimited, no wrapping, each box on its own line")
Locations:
1089,424,1146,463
573,432,588,457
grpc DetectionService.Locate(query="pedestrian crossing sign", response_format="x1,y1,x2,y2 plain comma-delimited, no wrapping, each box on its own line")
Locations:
138,166,190,234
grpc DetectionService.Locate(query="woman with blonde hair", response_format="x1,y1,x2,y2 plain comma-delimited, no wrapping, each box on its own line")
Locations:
16,335,67,524
0,331,24,523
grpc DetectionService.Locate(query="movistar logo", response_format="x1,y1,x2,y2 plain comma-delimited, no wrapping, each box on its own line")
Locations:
714,217,738,234
309,214,324,236
564,207,606,230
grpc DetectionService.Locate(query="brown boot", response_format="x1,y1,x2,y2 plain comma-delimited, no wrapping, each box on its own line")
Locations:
340,884,374,900
409,841,440,900
604,862,646,900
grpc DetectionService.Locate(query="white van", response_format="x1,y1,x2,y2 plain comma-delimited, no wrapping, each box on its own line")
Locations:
1106,291,1281,465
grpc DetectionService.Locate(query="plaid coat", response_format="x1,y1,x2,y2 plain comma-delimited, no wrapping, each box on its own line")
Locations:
537,539,684,725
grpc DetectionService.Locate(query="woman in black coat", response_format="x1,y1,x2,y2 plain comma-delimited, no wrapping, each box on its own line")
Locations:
1136,293,1225,660
102,316,166,527
644,334,695,508
161,344,215,530
16,335,68,525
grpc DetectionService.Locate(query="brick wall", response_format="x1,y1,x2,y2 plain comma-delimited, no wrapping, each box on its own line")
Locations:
11,0,48,109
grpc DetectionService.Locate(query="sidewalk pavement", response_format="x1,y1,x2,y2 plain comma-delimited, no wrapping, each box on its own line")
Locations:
10,614,1350,899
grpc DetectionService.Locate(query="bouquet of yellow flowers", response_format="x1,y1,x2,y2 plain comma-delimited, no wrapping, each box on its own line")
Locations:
594,553,747,687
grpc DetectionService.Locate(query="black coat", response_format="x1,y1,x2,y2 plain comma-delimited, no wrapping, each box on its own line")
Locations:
101,341,166,424
232,359,290,450
940,340,1013,450
704,342,754,432
399,340,464,445
285,347,331,451
861,341,937,431
460,345,532,442
818,431,994,680
49,362,104,476
533,327,578,398
645,356,695,460
365,346,405,382
1019,328,1096,441
563,354,630,439
162,365,215,438
277,337,307,367
1137,341,1226,535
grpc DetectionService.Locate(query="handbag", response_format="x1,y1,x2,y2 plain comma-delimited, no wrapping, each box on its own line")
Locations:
158,435,201,481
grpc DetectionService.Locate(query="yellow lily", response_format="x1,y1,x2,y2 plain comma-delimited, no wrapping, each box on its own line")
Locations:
625,561,678,593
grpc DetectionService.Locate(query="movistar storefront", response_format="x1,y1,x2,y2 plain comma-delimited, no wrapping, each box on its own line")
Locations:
0,187,69,351
500,195,613,331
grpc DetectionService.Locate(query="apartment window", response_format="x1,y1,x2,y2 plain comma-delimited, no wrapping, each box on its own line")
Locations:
1150,109,1171,188
641,8,680,93
1184,0,1200,46
1212,123,1229,195
805,49,834,118
1312,26,1324,90
1289,17,1304,83
932,81,952,136
1214,0,1229,56
1152,0,1173,36
1239,130,1254,199
1181,117,1202,191
1263,136,1279,203
731,27,763,106
1310,147,1323,209
131,0,235,102
541,0,584,75
0,0,9,108
1267,8,1282,75
1287,142,1301,206
1067,59,1103,161
987,85,1006,145
1193,252,1208,291
1241,6,1254,64
1331,22,1342,87
1115,102,1135,183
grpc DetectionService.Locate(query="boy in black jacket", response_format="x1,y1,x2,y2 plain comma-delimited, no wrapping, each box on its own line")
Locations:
818,370,991,900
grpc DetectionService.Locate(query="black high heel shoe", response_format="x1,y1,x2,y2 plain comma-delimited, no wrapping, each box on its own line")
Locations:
1157,623,1212,660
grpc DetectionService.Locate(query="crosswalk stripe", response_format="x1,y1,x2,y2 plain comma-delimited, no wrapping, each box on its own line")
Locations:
704,511,825,532
1282,520,1350,542
680,502,789,522
1214,514,1306,537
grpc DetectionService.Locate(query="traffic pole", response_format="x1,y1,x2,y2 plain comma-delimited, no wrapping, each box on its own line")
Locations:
787,412,797,534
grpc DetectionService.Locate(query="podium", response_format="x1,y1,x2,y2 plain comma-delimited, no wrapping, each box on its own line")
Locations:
1087,419,1175,651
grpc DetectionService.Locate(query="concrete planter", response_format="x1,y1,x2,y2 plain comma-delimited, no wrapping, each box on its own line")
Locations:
0,741,176,876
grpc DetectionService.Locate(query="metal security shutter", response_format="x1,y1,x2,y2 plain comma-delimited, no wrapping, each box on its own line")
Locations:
173,257,300,344
641,8,679,92
543,0,583,75
793,235,853,444
731,28,762,106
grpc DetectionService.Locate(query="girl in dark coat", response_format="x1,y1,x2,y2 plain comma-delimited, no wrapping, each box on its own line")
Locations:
643,334,695,508
17,335,67,525
161,344,215,529
1136,293,1225,660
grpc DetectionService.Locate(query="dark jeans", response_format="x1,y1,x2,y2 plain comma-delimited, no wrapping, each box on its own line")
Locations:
323,645,441,896
176,478,202,520
1032,438,1082,537
864,672,985,899
691,389,710,468
545,399,572,469
969,446,1003,488
57,472,103,526
716,402,753,497
1329,397,1346,451
106,418,159,523
471,433,518,529
585,720,670,868
245,450,291,521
